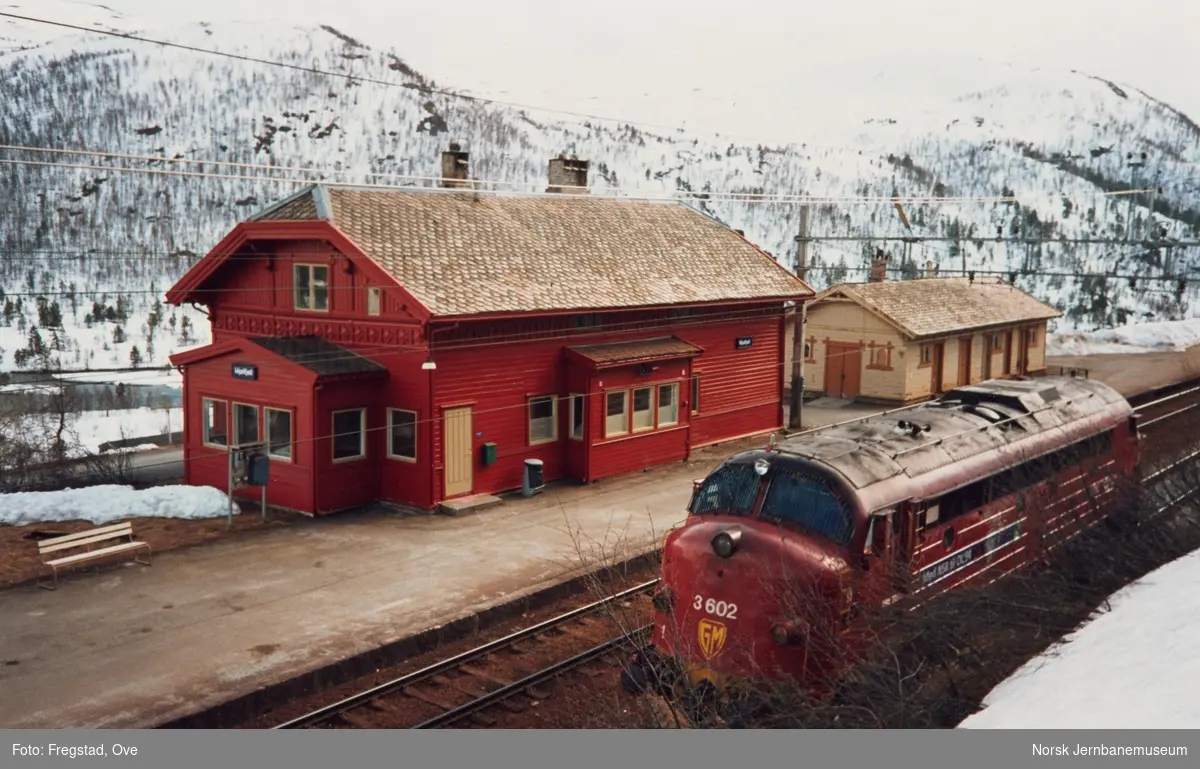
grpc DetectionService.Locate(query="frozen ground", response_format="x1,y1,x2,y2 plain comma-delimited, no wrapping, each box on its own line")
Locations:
0,484,234,526
1047,318,1200,357
958,546,1200,729
74,407,181,452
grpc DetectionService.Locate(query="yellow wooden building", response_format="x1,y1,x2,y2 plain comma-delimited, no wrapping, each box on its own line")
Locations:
801,276,1062,404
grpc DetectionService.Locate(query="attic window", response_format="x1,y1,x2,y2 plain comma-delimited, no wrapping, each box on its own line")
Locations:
294,264,329,312
367,287,381,316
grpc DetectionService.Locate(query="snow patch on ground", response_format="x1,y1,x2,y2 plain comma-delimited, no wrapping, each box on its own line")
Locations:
1047,318,1200,357
0,484,235,526
958,546,1200,729
73,407,181,452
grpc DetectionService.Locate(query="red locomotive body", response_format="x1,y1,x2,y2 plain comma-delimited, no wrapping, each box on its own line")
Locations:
634,376,1139,703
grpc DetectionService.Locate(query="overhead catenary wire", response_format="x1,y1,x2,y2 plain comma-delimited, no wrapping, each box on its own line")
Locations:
0,153,1165,206
0,144,1172,204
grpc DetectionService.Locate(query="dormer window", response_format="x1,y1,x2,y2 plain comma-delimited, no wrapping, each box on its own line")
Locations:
294,264,329,312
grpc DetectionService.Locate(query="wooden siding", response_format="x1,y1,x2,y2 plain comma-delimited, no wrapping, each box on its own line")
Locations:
207,239,426,333
314,382,383,513
180,346,317,514
804,300,906,401
426,304,786,504
589,362,691,480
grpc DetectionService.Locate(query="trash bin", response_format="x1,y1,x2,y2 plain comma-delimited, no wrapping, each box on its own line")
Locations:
523,458,545,497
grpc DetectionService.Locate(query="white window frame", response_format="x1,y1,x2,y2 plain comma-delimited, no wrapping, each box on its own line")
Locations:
568,394,585,441
232,402,260,447
528,395,558,446
202,397,229,448
293,263,330,312
387,408,418,462
331,408,367,463
632,386,654,433
605,390,629,438
265,407,293,462
367,286,381,316
657,383,679,427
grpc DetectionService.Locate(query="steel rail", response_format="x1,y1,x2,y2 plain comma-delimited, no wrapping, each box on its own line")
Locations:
412,624,654,729
272,580,658,729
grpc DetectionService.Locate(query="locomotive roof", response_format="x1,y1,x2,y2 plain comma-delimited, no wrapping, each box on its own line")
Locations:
749,376,1131,512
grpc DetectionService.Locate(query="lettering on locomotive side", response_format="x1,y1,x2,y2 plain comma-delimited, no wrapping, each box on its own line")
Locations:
697,618,728,660
692,594,739,619
919,521,1023,587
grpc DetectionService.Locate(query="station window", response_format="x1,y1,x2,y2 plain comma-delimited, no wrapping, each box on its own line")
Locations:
233,403,259,446
202,398,228,447
367,286,381,316
691,374,701,414
332,408,366,461
569,395,585,440
658,383,679,426
294,264,329,312
605,391,628,437
528,395,557,445
388,408,417,461
632,387,654,432
265,407,292,461
919,345,933,366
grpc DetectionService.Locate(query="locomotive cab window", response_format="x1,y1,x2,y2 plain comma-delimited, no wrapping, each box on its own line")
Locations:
759,471,854,546
689,464,761,517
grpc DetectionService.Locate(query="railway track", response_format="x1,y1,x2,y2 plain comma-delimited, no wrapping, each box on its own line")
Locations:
265,376,1200,732
273,580,657,730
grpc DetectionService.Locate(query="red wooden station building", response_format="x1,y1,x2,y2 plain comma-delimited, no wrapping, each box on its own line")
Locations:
166,152,814,515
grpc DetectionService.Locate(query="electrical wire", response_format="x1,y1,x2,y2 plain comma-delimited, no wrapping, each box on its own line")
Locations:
0,143,1170,204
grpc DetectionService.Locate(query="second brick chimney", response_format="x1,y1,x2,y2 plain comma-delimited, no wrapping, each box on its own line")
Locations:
546,156,589,194
440,143,470,188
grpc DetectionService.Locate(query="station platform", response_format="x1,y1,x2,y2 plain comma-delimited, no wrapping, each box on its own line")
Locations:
0,348,1193,729
0,435,756,729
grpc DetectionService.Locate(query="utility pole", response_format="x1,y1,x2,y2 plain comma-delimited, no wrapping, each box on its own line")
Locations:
789,204,811,431
1126,151,1146,241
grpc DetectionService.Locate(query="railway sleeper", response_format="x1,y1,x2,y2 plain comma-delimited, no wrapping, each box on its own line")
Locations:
444,678,494,700
403,686,461,712
459,664,515,687
525,684,553,701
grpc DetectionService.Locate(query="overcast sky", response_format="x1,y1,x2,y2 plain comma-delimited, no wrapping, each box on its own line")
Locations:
38,0,1200,141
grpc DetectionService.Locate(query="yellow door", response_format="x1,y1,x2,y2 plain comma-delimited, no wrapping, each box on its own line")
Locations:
443,406,473,498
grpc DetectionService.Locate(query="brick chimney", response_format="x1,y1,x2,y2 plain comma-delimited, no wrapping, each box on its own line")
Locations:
868,253,890,283
546,155,589,194
440,143,469,188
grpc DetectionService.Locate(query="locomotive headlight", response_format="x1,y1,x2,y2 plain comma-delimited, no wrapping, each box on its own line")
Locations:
770,619,808,645
711,528,742,558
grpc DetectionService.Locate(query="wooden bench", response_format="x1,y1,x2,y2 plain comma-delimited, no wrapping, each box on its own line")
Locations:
36,522,152,590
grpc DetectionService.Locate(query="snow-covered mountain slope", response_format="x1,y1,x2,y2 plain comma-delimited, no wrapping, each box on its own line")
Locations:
2,3,1200,374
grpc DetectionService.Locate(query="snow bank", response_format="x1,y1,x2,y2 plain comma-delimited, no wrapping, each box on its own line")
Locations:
0,485,236,527
958,547,1200,729
1047,318,1200,357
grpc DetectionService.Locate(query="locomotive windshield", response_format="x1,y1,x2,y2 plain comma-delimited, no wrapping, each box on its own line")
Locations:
759,471,854,545
689,463,761,516
689,460,855,547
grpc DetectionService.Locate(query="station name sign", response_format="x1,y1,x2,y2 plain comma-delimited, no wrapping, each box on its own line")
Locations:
231,363,259,381
735,336,753,350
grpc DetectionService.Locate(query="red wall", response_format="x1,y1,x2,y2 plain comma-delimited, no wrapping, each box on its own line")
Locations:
312,381,383,514
425,303,787,504
586,362,691,481
181,347,317,514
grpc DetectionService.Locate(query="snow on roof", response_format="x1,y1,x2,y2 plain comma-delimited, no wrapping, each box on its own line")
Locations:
958,546,1200,729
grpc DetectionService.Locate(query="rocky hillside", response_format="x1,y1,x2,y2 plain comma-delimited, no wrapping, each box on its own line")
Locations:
2,3,1200,373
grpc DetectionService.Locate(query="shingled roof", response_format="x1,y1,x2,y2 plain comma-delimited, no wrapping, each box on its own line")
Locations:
246,185,812,317
812,277,1062,339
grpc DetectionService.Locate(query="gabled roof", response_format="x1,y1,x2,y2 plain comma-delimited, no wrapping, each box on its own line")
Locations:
810,277,1062,340
237,184,813,317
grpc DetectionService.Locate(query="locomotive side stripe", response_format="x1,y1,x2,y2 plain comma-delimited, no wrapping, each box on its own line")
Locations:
916,519,1025,589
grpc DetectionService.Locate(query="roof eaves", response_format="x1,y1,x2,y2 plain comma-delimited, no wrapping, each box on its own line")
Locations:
247,185,316,221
